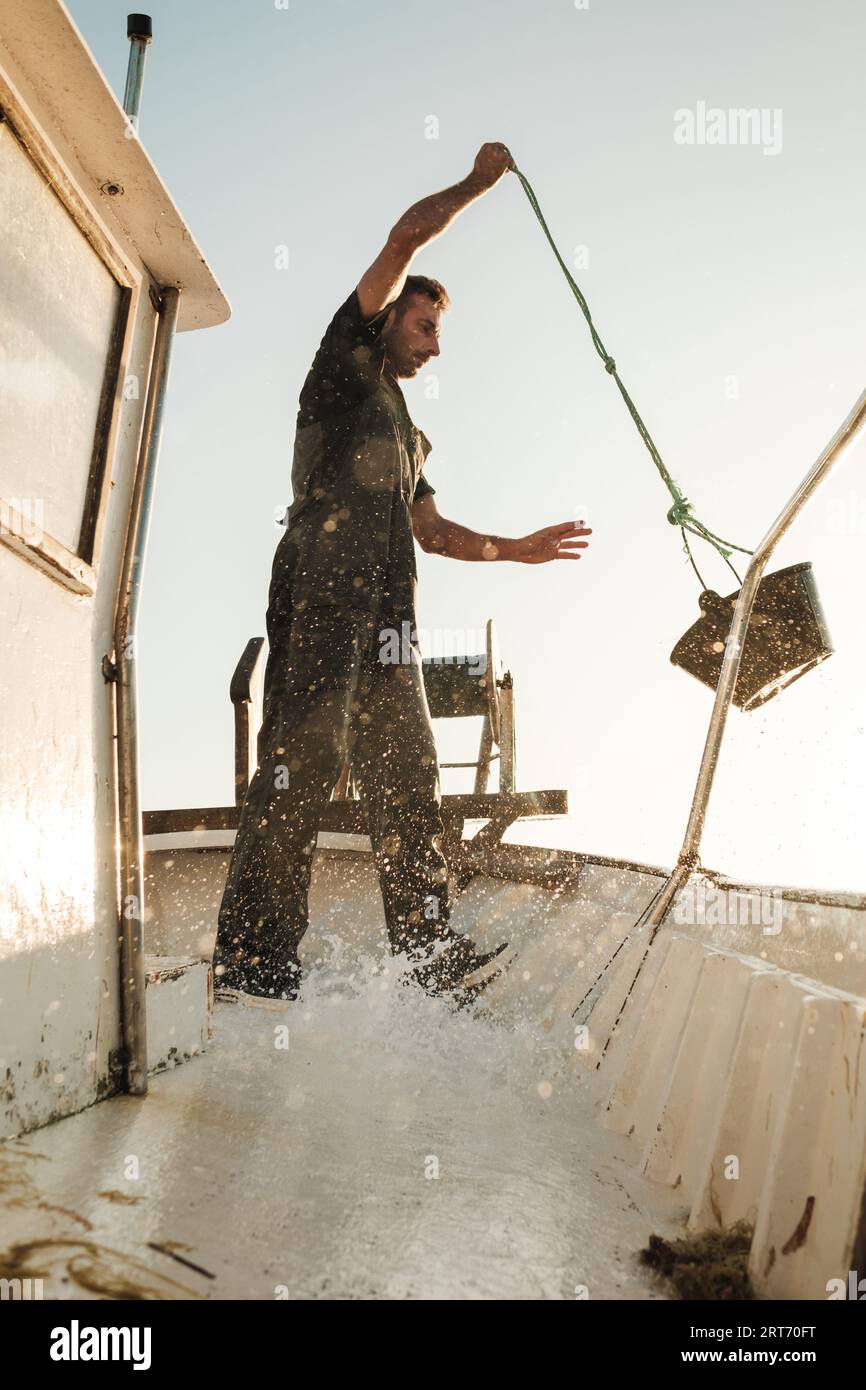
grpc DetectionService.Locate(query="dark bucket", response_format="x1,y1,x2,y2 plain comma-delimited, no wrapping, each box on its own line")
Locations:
670,562,833,711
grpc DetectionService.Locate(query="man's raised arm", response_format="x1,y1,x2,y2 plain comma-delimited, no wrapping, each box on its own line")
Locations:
356,143,515,319
412,493,592,565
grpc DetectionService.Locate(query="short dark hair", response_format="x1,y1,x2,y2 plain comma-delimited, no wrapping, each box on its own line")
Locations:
392,274,451,318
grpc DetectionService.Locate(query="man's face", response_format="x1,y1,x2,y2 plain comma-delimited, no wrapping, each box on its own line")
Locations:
382,293,442,379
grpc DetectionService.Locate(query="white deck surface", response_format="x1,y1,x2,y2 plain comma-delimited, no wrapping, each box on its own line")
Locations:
0,956,685,1301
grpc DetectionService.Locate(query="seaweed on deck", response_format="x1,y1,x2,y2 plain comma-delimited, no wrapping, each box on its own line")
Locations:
640,1222,755,1300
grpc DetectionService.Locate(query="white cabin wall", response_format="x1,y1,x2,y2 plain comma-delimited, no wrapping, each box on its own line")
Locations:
1,544,110,1134
1,0,227,1138
0,88,159,1135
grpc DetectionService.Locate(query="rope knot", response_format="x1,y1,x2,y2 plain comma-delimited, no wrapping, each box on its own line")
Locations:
603,356,616,374
667,501,692,527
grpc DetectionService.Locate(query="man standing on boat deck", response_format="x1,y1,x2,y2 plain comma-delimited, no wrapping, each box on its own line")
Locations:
212,143,591,1005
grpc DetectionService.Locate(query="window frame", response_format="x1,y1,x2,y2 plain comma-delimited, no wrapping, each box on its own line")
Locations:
0,89,143,596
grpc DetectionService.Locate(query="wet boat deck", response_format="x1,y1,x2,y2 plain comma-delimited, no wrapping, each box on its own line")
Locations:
0,967,686,1300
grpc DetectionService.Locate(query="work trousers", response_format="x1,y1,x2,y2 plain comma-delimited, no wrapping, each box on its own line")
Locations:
213,527,455,995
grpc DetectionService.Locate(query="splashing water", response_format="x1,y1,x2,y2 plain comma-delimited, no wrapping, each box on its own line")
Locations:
206,933,670,1299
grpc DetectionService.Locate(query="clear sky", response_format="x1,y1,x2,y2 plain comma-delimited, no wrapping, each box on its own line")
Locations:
69,0,866,892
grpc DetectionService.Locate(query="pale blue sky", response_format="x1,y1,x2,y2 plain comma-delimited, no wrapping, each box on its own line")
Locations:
70,0,866,890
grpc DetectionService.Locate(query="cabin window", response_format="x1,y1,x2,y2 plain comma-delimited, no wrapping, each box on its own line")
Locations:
0,114,128,588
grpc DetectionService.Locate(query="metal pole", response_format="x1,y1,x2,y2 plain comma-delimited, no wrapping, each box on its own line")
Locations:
642,386,866,938
581,386,866,1050
123,14,152,136
114,287,180,1095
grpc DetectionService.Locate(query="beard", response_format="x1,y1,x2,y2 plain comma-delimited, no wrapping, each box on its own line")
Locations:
382,323,424,379
386,351,421,380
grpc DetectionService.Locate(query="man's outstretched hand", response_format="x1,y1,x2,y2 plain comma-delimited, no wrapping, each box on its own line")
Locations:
511,520,592,564
469,142,516,191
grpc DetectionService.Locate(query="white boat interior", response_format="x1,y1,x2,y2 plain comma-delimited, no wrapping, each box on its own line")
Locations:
2,0,865,1304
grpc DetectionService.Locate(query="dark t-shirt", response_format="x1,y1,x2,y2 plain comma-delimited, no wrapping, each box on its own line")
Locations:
283,289,435,622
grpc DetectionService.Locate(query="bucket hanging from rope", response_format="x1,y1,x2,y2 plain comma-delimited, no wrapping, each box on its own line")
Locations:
511,161,833,708
670,562,833,710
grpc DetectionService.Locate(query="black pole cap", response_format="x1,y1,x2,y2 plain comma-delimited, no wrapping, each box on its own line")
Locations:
127,14,153,40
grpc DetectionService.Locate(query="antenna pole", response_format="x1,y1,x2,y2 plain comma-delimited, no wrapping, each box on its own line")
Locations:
123,13,153,136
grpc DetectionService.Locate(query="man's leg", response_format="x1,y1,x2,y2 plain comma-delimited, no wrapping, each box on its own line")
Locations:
213,600,377,998
350,623,507,994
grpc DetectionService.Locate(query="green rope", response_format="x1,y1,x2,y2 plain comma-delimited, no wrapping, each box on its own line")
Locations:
512,166,753,564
